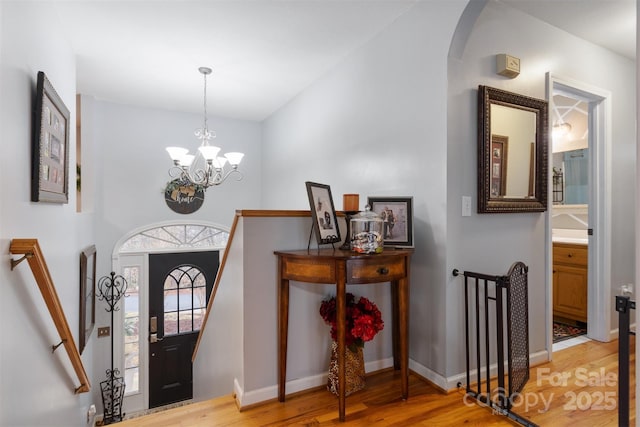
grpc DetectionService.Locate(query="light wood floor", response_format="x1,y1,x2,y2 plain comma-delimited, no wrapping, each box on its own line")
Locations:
118,338,634,426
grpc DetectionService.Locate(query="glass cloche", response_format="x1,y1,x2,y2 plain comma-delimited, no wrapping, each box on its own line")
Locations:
350,205,384,253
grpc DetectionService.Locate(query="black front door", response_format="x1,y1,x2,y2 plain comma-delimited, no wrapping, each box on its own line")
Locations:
148,251,218,408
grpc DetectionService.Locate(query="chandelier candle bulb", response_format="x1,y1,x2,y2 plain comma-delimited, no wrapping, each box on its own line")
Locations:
225,152,245,166
343,194,359,212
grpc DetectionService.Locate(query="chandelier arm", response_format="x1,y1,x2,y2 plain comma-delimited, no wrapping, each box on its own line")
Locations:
185,167,210,186
169,165,242,188
168,166,187,180
219,168,244,183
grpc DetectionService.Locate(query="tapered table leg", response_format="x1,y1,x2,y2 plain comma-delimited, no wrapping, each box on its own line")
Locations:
336,260,347,421
278,259,289,402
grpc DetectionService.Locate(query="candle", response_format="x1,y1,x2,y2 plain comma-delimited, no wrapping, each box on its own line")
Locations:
343,194,359,212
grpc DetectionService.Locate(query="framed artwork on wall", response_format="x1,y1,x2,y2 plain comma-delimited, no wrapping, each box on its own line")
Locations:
367,197,414,248
32,71,70,203
490,135,508,197
305,181,341,245
79,245,96,355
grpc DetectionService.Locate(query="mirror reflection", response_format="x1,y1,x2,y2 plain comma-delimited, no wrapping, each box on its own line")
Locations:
477,85,548,213
551,94,588,205
490,104,536,199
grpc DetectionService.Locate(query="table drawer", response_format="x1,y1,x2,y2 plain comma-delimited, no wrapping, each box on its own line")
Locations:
347,257,406,283
553,243,588,266
281,257,336,283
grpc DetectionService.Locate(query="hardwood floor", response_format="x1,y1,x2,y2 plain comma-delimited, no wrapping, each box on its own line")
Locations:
118,338,634,426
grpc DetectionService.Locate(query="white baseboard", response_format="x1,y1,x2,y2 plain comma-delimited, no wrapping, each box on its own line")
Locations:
235,351,552,408
408,359,449,391
234,357,394,408
409,350,550,392
596,324,634,342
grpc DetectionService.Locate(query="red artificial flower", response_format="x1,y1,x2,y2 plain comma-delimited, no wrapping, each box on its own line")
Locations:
319,293,384,351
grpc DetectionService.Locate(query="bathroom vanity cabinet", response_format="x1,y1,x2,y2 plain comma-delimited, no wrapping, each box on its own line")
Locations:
553,242,588,323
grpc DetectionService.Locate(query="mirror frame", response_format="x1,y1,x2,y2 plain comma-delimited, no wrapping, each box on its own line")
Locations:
79,244,96,355
477,85,548,213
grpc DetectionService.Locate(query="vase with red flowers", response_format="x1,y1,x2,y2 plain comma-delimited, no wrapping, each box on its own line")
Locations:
319,292,384,396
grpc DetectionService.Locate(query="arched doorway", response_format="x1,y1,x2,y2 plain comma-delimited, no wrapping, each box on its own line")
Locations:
111,220,230,414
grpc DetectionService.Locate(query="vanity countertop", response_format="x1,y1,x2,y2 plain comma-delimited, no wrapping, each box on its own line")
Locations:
552,228,588,245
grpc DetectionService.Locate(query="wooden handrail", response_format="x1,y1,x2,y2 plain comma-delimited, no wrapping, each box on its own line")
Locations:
192,210,314,362
10,239,90,393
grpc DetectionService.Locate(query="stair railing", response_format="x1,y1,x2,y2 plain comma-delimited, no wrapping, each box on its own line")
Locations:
10,238,90,393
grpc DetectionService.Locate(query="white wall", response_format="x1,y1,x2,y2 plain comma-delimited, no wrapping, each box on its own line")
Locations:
229,215,394,406
0,2,96,426
261,1,468,385
82,96,264,406
446,0,635,378
193,229,243,401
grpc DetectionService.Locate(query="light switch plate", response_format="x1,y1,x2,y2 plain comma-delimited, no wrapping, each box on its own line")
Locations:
462,196,472,217
97,326,110,337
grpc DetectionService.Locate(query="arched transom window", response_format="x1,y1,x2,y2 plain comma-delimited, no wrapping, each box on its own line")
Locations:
119,224,229,253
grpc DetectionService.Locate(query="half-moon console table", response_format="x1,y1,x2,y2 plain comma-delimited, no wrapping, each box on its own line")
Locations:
274,248,412,421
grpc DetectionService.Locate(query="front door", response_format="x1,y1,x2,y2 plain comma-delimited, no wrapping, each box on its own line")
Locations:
148,251,218,408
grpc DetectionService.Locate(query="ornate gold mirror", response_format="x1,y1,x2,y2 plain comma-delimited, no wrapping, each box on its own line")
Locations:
478,85,548,213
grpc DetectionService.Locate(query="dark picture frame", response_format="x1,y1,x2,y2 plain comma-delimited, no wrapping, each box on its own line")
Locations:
32,71,70,203
367,197,414,248
477,85,548,213
490,135,508,197
79,245,96,355
305,181,341,245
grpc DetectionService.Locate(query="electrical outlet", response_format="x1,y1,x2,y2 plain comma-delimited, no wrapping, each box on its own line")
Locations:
97,327,110,337
87,404,96,424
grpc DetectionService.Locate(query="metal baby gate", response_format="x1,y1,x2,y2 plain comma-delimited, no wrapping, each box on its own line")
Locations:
455,261,538,427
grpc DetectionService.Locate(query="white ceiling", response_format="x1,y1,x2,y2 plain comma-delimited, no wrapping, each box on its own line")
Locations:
53,0,417,121
53,0,635,122
501,0,636,60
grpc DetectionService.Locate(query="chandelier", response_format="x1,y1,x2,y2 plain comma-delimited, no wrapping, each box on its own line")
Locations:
166,67,244,188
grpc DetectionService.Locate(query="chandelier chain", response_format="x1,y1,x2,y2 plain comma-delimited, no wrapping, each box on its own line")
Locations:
203,70,208,133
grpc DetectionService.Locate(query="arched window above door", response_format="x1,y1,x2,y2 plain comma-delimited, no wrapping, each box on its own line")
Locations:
118,222,229,253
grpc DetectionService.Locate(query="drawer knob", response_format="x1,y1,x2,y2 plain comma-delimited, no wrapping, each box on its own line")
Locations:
567,253,573,258
377,267,389,275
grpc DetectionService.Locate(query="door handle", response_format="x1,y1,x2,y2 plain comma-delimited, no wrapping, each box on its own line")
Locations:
150,316,163,343
150,333,163,343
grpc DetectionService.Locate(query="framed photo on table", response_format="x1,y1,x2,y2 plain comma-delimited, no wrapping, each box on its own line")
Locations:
305,181,341,245
367,197,414,248
32,71,70,203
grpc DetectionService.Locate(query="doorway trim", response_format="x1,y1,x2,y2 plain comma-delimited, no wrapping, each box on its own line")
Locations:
546,73,612,353
111,220,230,414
